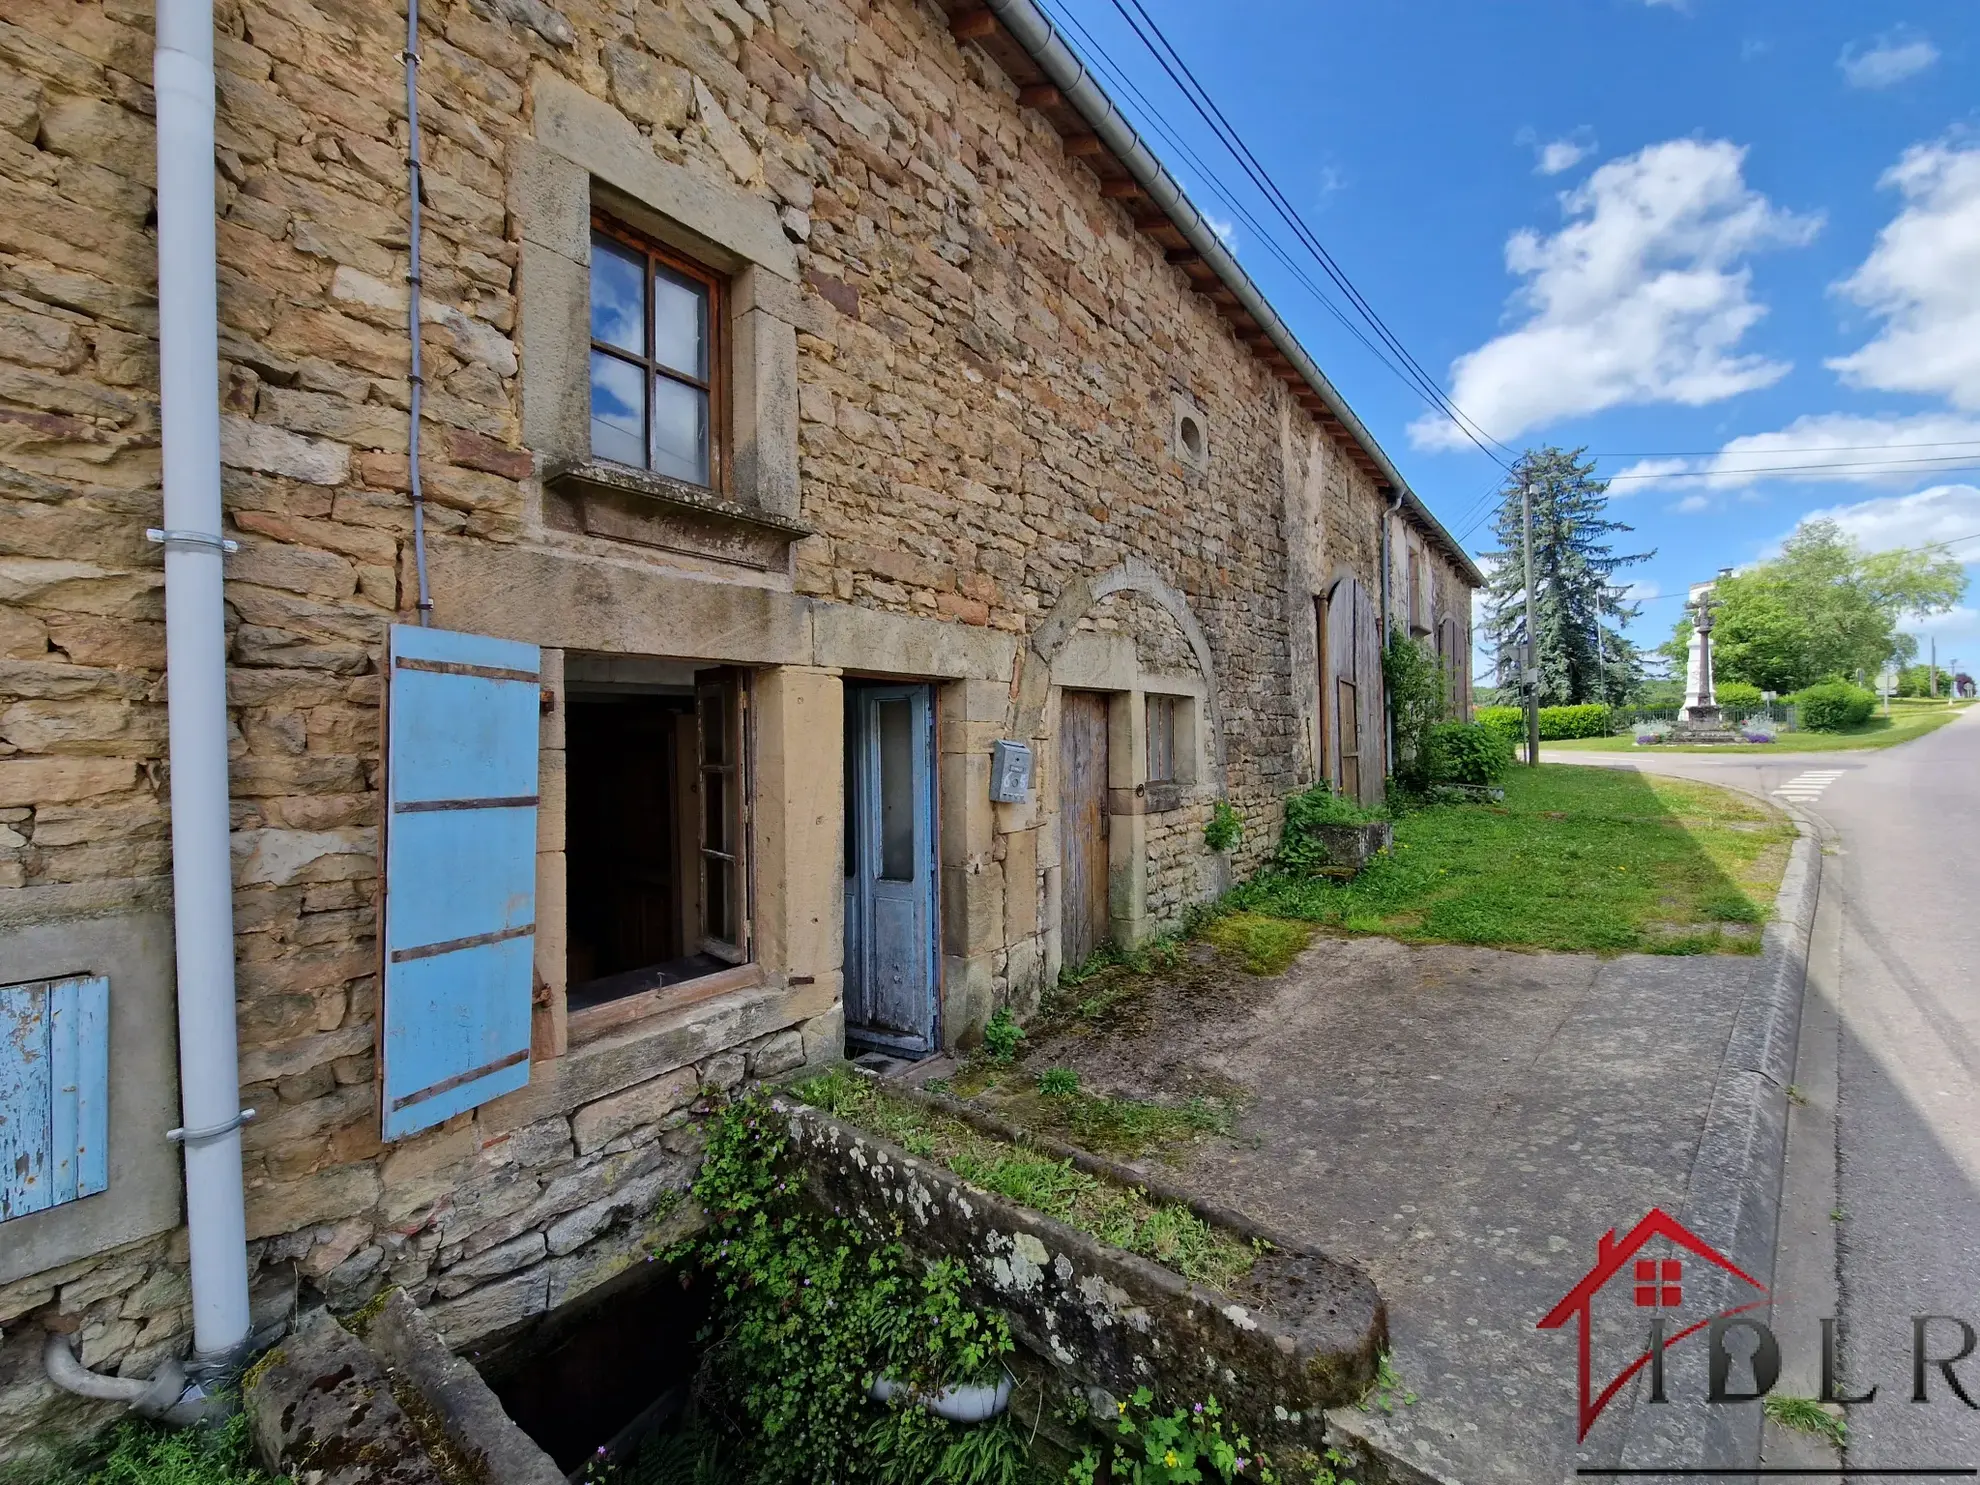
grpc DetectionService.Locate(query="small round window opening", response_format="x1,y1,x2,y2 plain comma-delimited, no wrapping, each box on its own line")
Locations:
1179,414,1204,459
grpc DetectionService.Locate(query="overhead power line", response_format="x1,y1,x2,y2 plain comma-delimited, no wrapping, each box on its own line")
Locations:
1602,455,1980,482
1104,0,1511,465
1592,438,1980,458
1036,0,1511,470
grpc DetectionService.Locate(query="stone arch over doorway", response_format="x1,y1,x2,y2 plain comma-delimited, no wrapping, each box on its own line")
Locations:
1011,555,1226,785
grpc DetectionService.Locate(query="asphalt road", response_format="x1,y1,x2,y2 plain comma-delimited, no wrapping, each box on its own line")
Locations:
1547,708,1980,1469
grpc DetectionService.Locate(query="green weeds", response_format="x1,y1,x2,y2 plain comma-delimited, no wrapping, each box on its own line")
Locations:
795,1070,1257,1292
0,1416,286,1485
1764,1394,1847,1447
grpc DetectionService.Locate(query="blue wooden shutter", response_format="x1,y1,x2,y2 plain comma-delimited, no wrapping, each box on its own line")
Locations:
383,625,541,1140
1,974,110,1221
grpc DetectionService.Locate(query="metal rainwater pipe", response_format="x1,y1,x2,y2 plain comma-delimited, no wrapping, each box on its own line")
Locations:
151,0,254,1371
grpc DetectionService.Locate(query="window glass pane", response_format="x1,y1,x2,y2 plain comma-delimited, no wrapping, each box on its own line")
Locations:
589,350,644,466
877,697,915,882
703,767,728,853
651,375,710,486
653,265,708,379
699,689,728,767
590,233,645,354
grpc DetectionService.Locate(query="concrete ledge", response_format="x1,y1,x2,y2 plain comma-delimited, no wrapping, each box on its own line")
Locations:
775,1096,1386,1449
244,1299,564,1485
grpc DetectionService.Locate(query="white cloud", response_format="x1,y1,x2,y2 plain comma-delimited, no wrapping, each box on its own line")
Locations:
1828,143,1980,410
1839,33,1939,89
1674,493,1713,513
1204,214,1237,255
1411,140,1819,450
1619,579,1663,602
1522,127,1597,177
1607,412,1980,495
1908,604,1977,632
1801,482,1980,563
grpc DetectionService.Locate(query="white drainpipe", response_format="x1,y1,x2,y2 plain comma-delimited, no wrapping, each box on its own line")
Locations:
151,0,253,1371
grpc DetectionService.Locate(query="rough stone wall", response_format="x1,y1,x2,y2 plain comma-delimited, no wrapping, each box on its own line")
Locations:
0,0,1463,1450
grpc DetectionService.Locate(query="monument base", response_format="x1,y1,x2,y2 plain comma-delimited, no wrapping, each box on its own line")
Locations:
1671,725,1743,745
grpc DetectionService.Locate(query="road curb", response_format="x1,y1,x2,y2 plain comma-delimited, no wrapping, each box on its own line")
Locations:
1614,809,1823,1471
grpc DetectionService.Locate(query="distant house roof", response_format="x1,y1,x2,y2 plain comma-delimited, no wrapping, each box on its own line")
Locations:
945,0,1485,588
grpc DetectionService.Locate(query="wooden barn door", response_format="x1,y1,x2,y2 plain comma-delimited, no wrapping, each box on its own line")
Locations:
1059,691,1111,969
1323,576,1385,809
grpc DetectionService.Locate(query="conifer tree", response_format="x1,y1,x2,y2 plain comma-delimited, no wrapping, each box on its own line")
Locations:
1479,447,1653,705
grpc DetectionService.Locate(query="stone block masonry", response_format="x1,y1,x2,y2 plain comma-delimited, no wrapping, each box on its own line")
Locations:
0,0,1475,1454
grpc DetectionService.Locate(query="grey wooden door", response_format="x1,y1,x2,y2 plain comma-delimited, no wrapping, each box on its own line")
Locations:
844,684,937,1052
1059,691,1111,969
1323,576,1385,808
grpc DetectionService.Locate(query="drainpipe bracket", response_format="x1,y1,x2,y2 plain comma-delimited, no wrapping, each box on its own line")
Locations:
167,1108,255,1144
146,528,240,555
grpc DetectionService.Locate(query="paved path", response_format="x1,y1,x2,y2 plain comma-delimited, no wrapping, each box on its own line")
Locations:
1548,709,1980,1470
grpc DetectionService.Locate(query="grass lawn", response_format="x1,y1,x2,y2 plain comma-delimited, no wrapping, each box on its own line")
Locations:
1230,764,1795,955
1545,704,1964,754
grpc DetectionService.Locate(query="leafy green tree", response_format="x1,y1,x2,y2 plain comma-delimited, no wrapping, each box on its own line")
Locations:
1480,447,1653,705
1662,519,1965,691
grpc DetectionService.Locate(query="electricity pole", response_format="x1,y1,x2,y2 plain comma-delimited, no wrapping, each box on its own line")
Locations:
1522,477,1539,767
1930,635,1938,698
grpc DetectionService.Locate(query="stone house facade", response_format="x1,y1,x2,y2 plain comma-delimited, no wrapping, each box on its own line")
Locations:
0,0,1478,1450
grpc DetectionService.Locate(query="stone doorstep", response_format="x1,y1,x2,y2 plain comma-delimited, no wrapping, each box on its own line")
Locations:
774,1097,1387,1451
244,1294,562,1485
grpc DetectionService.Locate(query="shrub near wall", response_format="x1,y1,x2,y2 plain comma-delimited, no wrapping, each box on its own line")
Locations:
1475,703,1614,741
1791,682,1876,732
1426,721,1513,786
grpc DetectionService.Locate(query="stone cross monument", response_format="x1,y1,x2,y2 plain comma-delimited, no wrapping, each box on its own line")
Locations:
1682,581,1722,725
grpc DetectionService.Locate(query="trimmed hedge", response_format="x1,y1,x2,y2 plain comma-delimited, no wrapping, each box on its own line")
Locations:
1715,680,1764,708
1790,681,1875,732
1426,721,1513,786
1475,702,1615,742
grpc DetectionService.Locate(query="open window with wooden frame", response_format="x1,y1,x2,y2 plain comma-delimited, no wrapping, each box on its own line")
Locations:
695,668,749,964
561,657,753,1036
587,213,728,493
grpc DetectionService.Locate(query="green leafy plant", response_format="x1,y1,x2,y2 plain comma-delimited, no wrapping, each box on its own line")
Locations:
1382,634,1447,792
1273,784,1382,876
1424,721,1513,787
1068,1389,1357,1485
1714,680,1765,708
670,1093,1024,1485
981,1007,1025,1064
1038,1067,1081,1097
1360,1352,1417,1415
1203,799,1243,853
1764,1393,1847,1447
1,1415,288,1485
1790,680,1876,732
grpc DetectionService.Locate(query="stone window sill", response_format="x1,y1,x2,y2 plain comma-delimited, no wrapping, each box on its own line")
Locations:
544,458,809,570
566,961,765,1049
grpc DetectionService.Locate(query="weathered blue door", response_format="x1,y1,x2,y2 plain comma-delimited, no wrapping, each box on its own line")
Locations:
382,625,541,1140
843,685,937,1053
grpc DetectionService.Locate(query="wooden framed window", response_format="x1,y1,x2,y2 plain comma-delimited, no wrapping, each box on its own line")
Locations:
588,217,725,490
695,667,749,963
1145,694,1178,784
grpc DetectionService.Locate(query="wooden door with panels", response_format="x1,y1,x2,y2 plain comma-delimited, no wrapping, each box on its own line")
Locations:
1319,576,1385,809
1058,691,1112,969
844,684,938,1053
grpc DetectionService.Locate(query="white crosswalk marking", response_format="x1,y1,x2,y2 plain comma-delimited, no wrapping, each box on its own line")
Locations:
1772,770,1845,804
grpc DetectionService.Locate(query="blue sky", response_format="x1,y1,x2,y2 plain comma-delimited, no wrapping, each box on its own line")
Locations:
1036,0,1980,680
